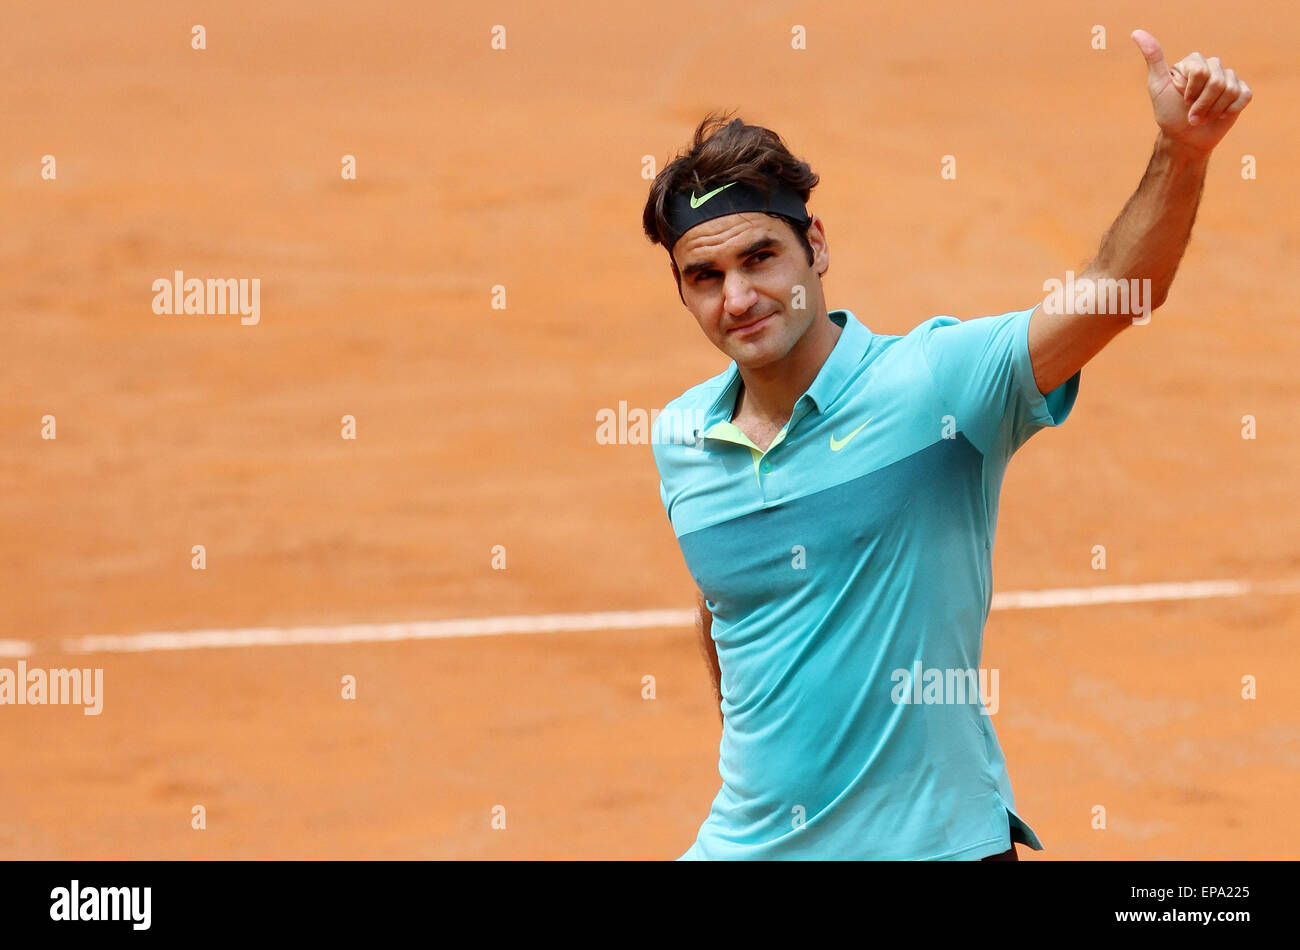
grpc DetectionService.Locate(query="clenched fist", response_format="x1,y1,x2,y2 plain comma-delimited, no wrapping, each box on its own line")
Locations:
1132,29,1253,155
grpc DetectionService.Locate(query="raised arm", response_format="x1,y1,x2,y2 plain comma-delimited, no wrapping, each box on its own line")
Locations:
1027,29,1253,395
696,590,722,724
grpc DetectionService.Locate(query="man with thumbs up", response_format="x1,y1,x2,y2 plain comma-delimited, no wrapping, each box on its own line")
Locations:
1028,30,1253,393
643,30,1252,860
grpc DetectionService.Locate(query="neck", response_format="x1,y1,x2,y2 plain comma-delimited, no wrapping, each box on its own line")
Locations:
733,310,841,425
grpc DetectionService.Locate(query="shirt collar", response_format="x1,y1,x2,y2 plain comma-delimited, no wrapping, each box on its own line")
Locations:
701,308,872,431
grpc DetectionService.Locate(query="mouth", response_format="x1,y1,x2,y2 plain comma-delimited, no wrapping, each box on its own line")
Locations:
727,312,773,336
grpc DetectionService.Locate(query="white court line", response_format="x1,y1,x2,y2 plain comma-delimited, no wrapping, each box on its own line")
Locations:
20,576,1299,658
57,609,698,656
990,578,1251,609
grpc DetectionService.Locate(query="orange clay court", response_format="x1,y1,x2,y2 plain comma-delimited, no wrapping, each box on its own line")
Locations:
2,0,1297,859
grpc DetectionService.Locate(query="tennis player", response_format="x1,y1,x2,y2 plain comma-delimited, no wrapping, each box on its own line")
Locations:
642,30,1251,859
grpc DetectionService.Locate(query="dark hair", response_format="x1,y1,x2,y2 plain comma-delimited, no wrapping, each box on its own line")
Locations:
642,111,822,291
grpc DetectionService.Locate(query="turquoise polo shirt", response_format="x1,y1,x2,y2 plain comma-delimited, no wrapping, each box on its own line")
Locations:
651,304,1079,860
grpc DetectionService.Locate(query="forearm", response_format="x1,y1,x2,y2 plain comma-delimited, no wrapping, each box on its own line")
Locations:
1027,34,1251,391
696,593,722,723
1084,132,1210,309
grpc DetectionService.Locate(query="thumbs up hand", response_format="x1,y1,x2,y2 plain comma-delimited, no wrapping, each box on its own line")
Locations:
1132,29,1252,155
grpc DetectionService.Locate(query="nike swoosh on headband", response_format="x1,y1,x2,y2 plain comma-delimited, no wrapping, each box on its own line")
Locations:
689,182,738,209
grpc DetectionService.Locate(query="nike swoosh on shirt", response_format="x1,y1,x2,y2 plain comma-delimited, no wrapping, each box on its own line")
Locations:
829,418,873,452
689,182,738,208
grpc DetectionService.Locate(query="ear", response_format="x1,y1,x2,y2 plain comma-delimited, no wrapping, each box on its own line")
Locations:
807,215,829,275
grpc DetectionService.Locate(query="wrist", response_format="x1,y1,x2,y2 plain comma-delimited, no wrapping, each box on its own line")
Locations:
1156,130,1214,164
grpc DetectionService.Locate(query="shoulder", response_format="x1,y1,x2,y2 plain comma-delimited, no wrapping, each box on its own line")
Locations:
912,307,1036,341
905,313,964,343
651,367,732,449
906,308,1038,366
861,314,962,355
659,364,734,415
852,315,961,379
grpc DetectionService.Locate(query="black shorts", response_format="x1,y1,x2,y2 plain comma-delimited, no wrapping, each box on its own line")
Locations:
980,844,1019,861
979,817,1029,861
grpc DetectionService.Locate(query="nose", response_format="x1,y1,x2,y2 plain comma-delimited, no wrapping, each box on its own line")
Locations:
722,270,758,317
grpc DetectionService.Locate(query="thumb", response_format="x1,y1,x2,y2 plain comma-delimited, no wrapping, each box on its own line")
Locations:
1131,29,1169,83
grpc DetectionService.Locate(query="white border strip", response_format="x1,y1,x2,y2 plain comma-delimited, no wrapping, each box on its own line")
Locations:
13,576,1295,658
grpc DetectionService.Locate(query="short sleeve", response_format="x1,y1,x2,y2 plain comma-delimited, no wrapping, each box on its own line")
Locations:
918,305,1079,459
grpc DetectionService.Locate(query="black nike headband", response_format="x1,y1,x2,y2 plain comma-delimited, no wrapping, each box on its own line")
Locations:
664,179,811,253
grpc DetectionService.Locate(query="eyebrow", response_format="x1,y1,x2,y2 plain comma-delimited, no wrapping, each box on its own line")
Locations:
680,236,780,279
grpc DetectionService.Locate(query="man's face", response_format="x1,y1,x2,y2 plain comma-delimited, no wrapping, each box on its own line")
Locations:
672,213,829,371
